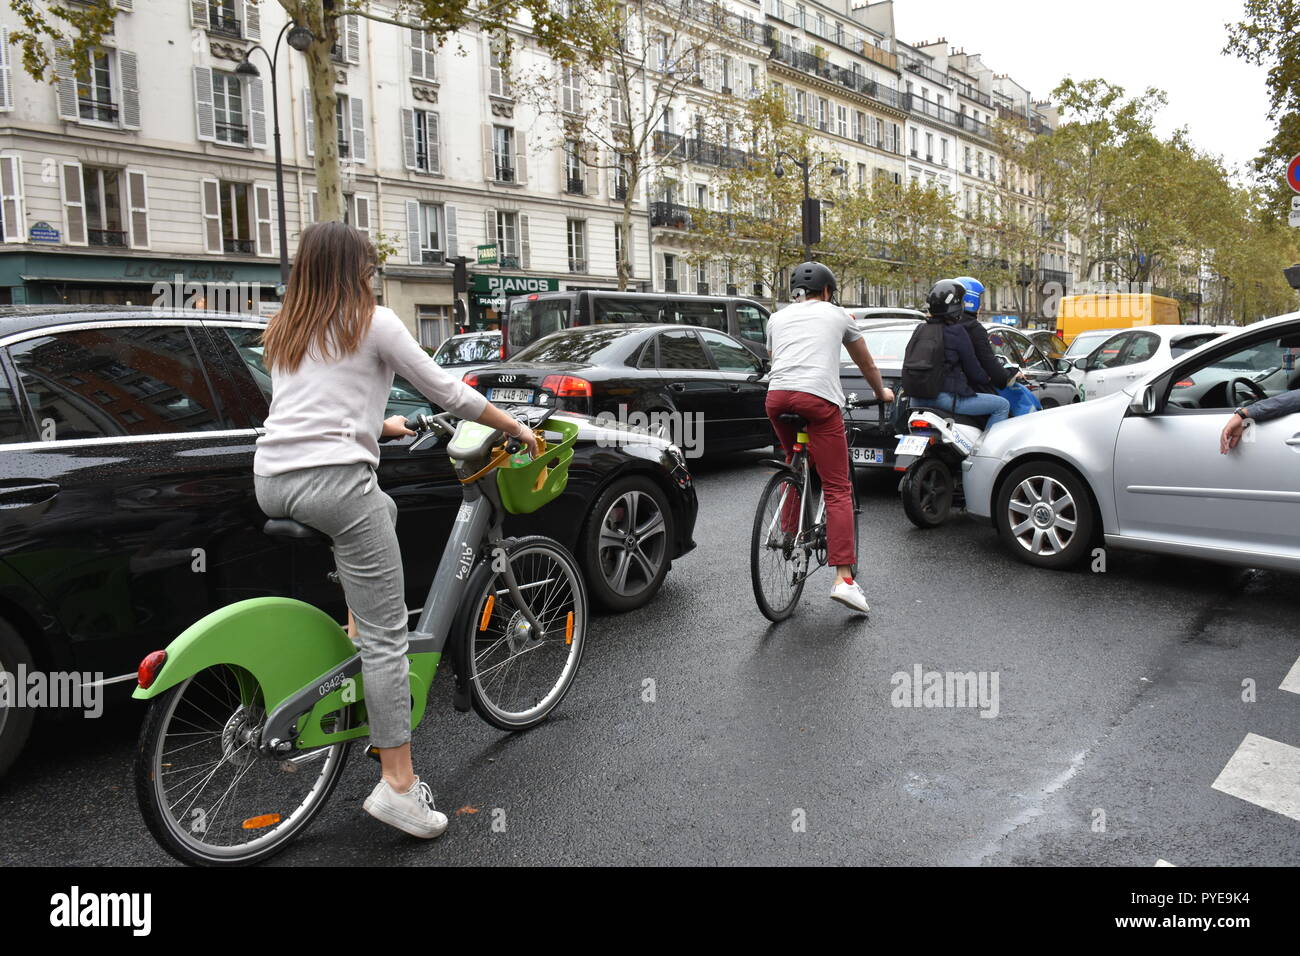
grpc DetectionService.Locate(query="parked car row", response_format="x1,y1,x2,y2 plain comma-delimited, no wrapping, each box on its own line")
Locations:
0,306,700,777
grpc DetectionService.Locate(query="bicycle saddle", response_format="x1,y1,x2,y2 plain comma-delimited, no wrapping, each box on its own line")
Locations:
263,518,331,543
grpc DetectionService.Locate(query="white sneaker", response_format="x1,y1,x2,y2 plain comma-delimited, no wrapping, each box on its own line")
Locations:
363,776,448,839
830,579,870,614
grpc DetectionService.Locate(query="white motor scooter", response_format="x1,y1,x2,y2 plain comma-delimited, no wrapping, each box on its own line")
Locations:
894,369,1025,528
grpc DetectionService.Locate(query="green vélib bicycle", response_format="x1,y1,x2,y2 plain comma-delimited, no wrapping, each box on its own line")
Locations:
133,406,588,866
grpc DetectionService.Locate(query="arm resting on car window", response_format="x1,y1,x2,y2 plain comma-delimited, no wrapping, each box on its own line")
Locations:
1245,387,1300,424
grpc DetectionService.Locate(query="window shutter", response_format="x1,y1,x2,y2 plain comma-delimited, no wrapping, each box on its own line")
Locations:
0,154,23,242
0,27,13,112
115,0,132,10
515,131,528,185
428,112,441,174
308,190,318,224
59,160,86,246
55,42,78,120
253,183,273,256
125,168,149,249
406,200,420,264
303,88,315,155
519,212,530,270
200,177,222,253
445,204,458,258
117,50,140,129
401,110,417,169
409,30,422,78
190,0,207,27
584,145,599,197
481,124,493,181
484,208,498,251
344,15,361,65
193,67,215,141
248,76,267,147
353,194,371,236
349,95,365,162
243,0,261,40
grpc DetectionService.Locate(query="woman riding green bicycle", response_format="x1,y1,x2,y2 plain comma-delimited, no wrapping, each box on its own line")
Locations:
253,221,539,840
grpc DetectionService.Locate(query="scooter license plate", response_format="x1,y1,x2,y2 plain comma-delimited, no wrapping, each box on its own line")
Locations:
895,435,929,457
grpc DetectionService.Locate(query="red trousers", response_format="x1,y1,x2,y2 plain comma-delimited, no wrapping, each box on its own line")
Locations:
766,390,856,569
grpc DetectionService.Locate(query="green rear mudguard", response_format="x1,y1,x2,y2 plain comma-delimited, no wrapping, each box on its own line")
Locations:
131,597,355,708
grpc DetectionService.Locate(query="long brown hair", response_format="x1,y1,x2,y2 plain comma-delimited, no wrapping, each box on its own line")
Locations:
263,220,378,373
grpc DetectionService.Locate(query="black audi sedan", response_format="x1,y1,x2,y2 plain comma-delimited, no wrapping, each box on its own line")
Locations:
0,306,698,777
464,324,776,459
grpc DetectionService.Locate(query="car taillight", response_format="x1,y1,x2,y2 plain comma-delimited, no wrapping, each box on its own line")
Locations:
499,342,506,360
463,372,479,387
541,374,592,397
137,650,167,690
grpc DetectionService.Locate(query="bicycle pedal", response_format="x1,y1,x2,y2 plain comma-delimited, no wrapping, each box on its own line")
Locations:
366,745,381,763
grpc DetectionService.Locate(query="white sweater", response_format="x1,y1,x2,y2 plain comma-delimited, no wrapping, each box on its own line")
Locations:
253,306,488,477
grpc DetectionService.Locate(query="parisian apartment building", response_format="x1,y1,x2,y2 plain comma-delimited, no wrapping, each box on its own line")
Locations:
0,0,1067,343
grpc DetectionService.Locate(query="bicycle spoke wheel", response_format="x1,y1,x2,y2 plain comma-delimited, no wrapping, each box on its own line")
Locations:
465,536,587,731
135,664,350,867
751,470,809,622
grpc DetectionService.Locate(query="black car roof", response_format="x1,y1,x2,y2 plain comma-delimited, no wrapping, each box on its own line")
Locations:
0,306,266,339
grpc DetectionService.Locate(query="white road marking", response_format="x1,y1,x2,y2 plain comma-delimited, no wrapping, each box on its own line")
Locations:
1211,733,1300,823
1155,859,1176,867
1280,657,1300,696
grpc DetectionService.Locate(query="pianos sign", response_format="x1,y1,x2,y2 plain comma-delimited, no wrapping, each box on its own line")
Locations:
471,275,558,295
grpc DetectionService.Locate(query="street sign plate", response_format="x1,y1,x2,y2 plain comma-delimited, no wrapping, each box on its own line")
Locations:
1289,209,1300,229
1288,154,1300,194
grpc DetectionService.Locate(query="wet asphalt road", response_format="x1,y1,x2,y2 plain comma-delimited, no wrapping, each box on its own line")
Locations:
2,452,1297,866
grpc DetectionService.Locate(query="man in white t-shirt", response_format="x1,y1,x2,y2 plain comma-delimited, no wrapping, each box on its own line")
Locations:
765,262,893,614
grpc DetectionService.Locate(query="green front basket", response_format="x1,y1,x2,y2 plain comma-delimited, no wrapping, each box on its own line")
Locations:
496,417,579,515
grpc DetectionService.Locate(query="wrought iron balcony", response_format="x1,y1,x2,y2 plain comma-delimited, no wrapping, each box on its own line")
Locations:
687,138,748,169
652,130,686,159
904,58,952,88
224,238,255,254
89,228,127,247
664,278,679,293
569,258,587,273
565,175,585,195
421,249,445,264
650,201,692,229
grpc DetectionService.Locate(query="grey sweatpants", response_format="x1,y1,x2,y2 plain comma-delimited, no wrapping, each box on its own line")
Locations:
254,462,412,748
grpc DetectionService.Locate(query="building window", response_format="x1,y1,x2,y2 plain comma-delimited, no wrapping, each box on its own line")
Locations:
496,210,518,266
219,180,253,253
561,64,582,113
412,109,439,173
567,219,586,273
612,155,629,200
695,261,708,294
417,305,451,348
563,140,584,194
489,34,510,97
83,166,125,247
836,105,847,138
211,70,247,145
493,125,515,182
76,51,117,125
418,202,443,263
663,252,677,292
207,0,241,37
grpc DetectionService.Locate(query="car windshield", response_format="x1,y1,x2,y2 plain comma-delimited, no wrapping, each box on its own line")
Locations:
1065,331,1114,358
512,328,629,364
840,327,915,364
434,335,500,365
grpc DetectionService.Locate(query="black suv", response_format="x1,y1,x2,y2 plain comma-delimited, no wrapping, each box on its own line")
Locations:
0,307,697,776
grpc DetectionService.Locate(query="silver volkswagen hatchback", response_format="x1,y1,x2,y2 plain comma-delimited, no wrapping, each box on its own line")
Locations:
964,313,1300,572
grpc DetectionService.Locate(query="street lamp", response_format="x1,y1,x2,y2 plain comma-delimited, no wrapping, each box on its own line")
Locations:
774,151,845,260
236,20,316,291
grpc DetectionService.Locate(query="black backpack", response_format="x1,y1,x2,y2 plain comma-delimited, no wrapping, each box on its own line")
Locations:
900,322,946,398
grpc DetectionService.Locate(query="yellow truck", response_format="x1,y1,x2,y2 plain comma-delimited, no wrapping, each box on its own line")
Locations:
1056,293,1181,345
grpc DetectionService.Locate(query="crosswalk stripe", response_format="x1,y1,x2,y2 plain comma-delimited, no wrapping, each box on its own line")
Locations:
1211,733,1300,823
1280,657,1300,696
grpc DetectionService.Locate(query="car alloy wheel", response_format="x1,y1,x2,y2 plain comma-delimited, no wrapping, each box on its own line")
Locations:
583,476,673,612
1006,474,1077,556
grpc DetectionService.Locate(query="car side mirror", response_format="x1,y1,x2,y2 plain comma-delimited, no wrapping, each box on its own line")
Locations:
1072,357,1088,372
1129,383,1160,416
1054,358,1073,374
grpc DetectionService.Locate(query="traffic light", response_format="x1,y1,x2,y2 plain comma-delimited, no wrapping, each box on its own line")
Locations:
451,258,468,294
801,197,821,247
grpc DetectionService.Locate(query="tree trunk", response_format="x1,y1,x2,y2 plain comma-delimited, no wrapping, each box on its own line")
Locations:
281,0,343,222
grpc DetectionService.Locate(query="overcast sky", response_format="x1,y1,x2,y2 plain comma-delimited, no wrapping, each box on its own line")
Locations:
893,0,1273,177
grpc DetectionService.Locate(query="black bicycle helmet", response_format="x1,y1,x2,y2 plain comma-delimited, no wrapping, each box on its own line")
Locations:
926,279,966,322
790,261,837,297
